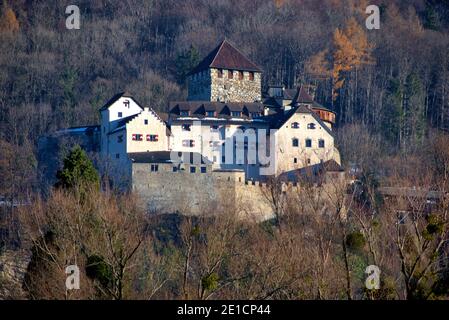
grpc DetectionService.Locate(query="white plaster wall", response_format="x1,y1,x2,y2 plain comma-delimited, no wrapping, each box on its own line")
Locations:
125,109,170,153
274,113,337,175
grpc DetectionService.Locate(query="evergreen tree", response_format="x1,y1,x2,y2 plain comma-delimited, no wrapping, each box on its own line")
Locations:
55,145,99,190
381,78,403,146
175,45,200,85
403,72,426,150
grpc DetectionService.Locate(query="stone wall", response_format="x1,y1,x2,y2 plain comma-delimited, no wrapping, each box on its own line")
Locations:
210,68,261,103
132,163,300,221
187,68,262,103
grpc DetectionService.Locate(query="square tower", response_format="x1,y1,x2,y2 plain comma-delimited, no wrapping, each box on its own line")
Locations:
187,40,262,103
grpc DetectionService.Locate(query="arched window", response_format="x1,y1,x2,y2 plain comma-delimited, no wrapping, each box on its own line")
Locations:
307,123,316,129
291,122,300,129
292,138,299,147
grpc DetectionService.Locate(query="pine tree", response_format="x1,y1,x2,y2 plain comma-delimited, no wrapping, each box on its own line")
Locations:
381,78,403,146
55,145,99,190
175,45,200,85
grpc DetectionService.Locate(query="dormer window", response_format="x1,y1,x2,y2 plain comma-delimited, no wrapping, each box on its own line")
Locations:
228,70,233,79
291,122,300,129
307,123,316,129
206,111,216,117
231,111,242,117
180,110,190,116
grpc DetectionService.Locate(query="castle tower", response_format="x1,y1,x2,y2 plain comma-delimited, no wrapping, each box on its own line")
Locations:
187,40,262,103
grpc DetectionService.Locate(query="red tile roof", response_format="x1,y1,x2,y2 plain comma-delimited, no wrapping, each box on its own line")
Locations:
188,40,263,75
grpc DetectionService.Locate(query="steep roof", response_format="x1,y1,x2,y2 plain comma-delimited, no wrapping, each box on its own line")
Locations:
188,40,263,75
99,92,143,111
292,86,315,105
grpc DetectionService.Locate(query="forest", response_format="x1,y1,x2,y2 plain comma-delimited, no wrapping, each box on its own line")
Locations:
1,0,449,300
0,0,449,194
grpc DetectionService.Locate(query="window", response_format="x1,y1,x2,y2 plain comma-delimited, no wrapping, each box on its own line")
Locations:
217,69,223,78
307,123,316,129
190,166,196,173
210,125,219,132
231,111,242,117
291,122,300,129
180,111,190,117
207,111,216,117
228,70,233,79
251,112,260,118
115,154,120,159
201,167,207,173
294,158,298,164
151,164,159,172
307,159,311,165
172,166,178,172
249,72,254,81
209,141,220,148
319,139,325,148
182,124,191,131
118,112,123,118
292,138,299,147
305,139,312,148
147,134,159,142
132,134,143,141
144,119,148,125
117,135,123,143
182,140,195,147
238,71,244,80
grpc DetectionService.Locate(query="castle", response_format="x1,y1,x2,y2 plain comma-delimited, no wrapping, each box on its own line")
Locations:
39,40,344,219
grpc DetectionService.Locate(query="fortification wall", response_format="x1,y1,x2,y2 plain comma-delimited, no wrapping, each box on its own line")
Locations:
132,163,309,221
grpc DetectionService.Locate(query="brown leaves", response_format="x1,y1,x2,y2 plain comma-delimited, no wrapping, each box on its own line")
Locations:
306,17,375,101
332,18,374,100
0,8,19,34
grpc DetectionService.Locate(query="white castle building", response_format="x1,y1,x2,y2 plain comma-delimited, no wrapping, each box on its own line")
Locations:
96,40,341,188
